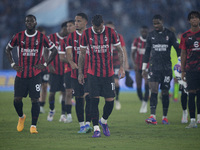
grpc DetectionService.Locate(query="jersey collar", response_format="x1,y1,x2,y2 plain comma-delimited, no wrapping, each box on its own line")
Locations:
25,30,37,37
92,25,105,34
139,36,146,42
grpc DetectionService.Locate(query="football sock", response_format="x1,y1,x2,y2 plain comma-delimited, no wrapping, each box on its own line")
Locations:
100,117,107,124
115,87,120,101
181,91,188,110
49,100,55,111
196,90,200,114
39,102,45,107
137,88,143,101
14,100,23,117
85,95,91,122
162,94,169,116
94,125,100,131
150,93,158,115
144,84,149,102
75,97,84,122
90,98,99,126
79,122,85,127
61,100,65,114
173,82,179,100
66,104,72,114
188,93,196,118
31,101,40,125
102,100,114,120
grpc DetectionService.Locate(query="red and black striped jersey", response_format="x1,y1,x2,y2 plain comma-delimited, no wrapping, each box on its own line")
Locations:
131,36,147,69
48,33,66,75
80,26,120,77
113,34,125,67
179,29,200,72
66,30,89,79
8,30,55,78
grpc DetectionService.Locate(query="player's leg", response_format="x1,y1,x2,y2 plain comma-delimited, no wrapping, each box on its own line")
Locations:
180,87,188,123
196,89,200,123
173,77,179,102
115,78,121,110
135,70,143,101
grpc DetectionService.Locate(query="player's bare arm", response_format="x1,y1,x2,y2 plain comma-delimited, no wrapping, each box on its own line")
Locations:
66,47,78,70
115,45,125,79
78,47,87,85
5,45,23,72
131,48,137,71
122,46,129,71
34,47,58,70
181,49,187,81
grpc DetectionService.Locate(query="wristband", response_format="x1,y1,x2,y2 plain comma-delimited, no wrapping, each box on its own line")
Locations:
142,63,147,70
11,63,15,68
43,62,47,67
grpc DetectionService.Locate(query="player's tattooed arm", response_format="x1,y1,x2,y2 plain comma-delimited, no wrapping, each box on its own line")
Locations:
5,45,23,72
66,47,78,69
115,45,125,79
78,47,87,85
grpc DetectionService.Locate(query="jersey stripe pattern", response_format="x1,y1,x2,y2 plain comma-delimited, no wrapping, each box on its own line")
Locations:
8,30,54,78
81,26,120,77
179,29,200,72
113,34,125,67
132,36,147,69
66,30,88,79
48,33,65,75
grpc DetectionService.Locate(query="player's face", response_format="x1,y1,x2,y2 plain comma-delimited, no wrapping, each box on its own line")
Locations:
140,28,148,39
189,14,200,27
93,23,104,34
75,16,87,31
25,16,37,30
67,22,76,33
153,19,163,31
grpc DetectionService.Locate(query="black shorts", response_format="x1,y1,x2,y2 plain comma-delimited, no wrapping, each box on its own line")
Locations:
148,69,172,90
113,65,120,79
88,74,115,98
40,70,49,83
186,71,200,91
84,78,89,93
49,73,65,92
71,78,84,96
14,74,42,99
64,72,72,89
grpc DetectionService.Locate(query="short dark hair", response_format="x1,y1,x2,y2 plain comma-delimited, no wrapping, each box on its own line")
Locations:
152,14,163,21
61,21,68,28
26,14,36,21
188,11,200,20
76,13,88,21
67,20,75,25
92,15,103,27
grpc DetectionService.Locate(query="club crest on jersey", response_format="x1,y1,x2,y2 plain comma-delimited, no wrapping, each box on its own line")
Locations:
105,35,108,41
166,36,169,41
194,41,199,48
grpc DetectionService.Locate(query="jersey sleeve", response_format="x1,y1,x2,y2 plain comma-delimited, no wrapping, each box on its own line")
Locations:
119,34,125,47
80,30,88,49
66,33,73,49
8,34,18,48
112,29,121,46
143,34,151,63
179,34,186,50
170,31,181,56
43,35,55,50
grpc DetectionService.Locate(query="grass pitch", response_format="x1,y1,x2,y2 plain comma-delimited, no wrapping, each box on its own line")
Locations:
0,92,199,150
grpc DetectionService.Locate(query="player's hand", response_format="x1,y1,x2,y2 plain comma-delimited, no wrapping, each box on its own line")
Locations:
34,64,46,70
70,62,78,70
142,70,148,80
78,73,84,85
181,72,186,82
13,64,23,72
118,67,125,79
48,65,55,73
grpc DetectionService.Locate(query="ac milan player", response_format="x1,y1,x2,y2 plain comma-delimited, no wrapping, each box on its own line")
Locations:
180,11,200,128
106,21,129,110
5,14,57,134
36,26,49,114
131,26,149,113
142,14,180,125
78,15,125,138
66,13,92,133
47,21,68,122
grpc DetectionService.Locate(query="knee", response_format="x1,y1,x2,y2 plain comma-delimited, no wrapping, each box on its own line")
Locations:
14,97,22,103
31,98,39,103
162,90,169,95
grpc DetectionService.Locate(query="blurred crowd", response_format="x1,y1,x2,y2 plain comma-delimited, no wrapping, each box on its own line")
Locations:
1,0,200,69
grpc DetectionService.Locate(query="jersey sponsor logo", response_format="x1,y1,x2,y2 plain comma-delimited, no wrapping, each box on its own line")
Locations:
90,44,109,53
21,48,38,56
153,44,168,51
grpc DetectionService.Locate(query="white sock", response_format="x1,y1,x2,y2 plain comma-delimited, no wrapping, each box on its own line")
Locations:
79,122,85,127
67,114,72,118
85,122,90,126
101,117,107,124
162,116,167,119
183,109,187,114
191,118,196,122
150,114,156,119
94,125,100,131
31,125,36,128
19,115,24,118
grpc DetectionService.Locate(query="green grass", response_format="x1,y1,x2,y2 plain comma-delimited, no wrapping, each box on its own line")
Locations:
0,92,199,150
